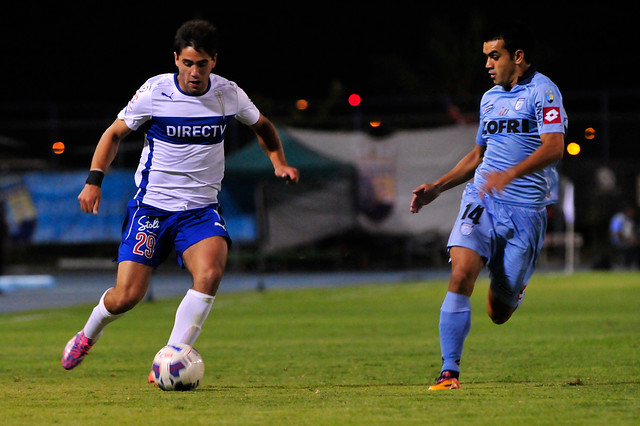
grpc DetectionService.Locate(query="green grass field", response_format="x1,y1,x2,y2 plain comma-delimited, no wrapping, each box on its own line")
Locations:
1,271,638,424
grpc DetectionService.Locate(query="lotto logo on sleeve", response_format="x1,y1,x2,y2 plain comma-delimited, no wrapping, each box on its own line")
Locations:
543,107,561,124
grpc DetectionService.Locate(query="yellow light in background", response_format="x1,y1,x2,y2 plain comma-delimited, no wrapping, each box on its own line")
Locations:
567,142,581,155
295,99,309,111
369,120,381,128
584,127,596,140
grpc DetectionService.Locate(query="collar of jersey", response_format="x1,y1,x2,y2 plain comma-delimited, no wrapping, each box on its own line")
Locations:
515,67,536,86
173,73,212,97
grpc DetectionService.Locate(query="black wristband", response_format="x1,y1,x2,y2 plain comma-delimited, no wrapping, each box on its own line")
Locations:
86,170,105,187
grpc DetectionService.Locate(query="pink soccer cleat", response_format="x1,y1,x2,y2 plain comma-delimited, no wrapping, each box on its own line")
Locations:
61,330,95,370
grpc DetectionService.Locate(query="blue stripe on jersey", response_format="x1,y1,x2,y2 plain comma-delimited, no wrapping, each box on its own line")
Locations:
146,115,235,145
135,139,155,202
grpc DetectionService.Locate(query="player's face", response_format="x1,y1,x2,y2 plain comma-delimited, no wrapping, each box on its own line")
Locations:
174,47,217,95
483,39,518,89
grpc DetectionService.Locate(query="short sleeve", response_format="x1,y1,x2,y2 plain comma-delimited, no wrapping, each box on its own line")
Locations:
475,94,489,146
533,83,566,135
117,80,154,130
234,86,260,126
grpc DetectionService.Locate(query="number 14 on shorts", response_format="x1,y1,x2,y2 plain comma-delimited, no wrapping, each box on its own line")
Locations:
461,203,484,224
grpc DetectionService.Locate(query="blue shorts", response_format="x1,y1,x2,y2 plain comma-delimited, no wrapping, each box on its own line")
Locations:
447,184,547,307
117,199,231,268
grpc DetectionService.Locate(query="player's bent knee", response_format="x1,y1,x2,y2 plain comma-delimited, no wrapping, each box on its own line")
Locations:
448,269,477,295
487,303,515,324
450,269,473,285
108,298,138,315
488,312,511,325
192,266,224,295
106,288,145,314
486,288,517,324
202,266,224,284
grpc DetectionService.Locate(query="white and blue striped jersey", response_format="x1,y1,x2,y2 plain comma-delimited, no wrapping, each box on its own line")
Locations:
117,73,260,211
474,71,568,207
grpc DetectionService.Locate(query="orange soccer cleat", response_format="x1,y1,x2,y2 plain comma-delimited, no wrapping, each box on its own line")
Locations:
428,371,461,390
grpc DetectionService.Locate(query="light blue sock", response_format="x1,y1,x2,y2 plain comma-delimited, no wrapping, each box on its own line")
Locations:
439,291,471,374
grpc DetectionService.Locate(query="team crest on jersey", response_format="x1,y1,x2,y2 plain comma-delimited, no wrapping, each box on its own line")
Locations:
545,90,554,103
515,98,525,111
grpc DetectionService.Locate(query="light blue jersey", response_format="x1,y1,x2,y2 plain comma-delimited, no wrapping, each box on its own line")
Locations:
447,70,567,307
474,71,568,207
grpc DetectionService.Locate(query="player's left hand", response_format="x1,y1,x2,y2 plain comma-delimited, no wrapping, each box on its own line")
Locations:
275,166,300,184
480,169,515,198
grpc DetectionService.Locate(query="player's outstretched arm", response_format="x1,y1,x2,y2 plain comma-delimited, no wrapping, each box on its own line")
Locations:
251,114,299,183
410,183,443,214
410,144,485,214
78,119,132,214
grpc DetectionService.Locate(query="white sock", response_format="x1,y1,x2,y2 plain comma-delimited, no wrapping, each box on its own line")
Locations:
168,289,215,346
83,289,123,341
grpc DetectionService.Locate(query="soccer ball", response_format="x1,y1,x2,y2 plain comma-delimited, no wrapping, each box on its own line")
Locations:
151,343,204,391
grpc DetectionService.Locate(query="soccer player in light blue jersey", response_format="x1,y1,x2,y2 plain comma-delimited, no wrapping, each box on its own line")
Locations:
62,20,299,378
411,22,567,390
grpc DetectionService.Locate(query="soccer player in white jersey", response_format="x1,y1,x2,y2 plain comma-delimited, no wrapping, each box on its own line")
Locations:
62,20,299,378
410,22,567,390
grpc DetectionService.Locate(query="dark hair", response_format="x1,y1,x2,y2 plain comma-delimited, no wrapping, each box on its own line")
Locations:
174,19,219,58
483,21,535,65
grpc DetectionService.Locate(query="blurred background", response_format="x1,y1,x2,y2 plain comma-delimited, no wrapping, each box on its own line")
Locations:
1,4,639,286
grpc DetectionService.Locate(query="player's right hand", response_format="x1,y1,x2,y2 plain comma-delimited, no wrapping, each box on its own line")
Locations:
78,184,102,215
410,183,441,214
275,165,300,184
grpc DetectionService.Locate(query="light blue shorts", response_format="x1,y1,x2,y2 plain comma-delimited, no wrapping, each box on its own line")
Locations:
117,199,231,268
447,184,547,307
